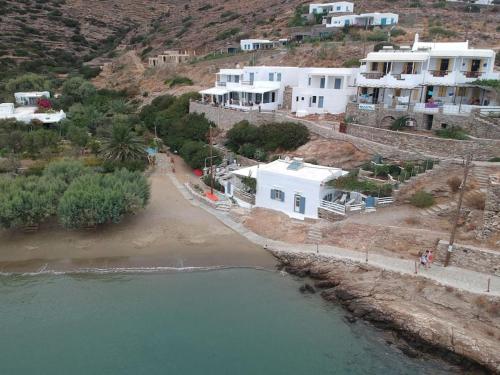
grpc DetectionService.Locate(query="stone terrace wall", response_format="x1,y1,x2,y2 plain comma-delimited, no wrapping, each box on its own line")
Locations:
345,123,500,161
435,240,500,276
481,174,500,238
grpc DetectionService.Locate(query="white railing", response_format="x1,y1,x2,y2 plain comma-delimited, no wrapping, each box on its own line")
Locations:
376,197,394,205
320,200,346,215
348,203,364,212
478,106,500,116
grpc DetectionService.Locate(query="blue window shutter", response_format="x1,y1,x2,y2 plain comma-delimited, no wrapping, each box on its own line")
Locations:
281,191,285,202
270,189,275,199
299,197,306,214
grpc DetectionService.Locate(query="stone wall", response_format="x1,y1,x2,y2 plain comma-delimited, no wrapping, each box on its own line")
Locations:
435,240,500,276
345,123,500,161
481,174,500,238
345,103,500,140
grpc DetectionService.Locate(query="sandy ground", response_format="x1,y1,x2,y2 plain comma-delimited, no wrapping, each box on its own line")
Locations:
0,162,275,272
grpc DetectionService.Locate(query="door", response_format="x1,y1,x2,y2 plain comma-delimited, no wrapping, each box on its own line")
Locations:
425,86,434,102
318,96,324,108
294,195,305,214
381,18,387,26
439,59,449,73
320,77,326,88
249,73,254,84
383,62,392,74
470,59,480,72
372,88,380,104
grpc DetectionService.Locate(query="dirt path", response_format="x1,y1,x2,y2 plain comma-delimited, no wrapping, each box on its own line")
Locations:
0,156,274,272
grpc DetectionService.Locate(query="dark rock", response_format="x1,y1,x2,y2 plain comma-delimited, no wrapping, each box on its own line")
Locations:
285,266,309,277
299,283,316,294
314,279,340,289
345,315,357,323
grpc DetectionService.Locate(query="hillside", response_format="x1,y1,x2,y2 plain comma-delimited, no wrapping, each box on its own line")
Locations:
1,0,498,91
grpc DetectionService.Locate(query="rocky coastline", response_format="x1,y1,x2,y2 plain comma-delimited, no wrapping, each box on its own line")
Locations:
271,250,500,374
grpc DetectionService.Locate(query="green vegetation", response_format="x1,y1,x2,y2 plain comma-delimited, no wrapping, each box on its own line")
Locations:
343,58,361,68
165,76,193,88
366,30,388,42
432,0,447,8
0,159,149,229
472,79,500,93
288,4,308,27
489,157,500,162
202,174,224,192
391,116,410,131
409,190,435,208
435,126,469,140
225,121,310,160
428,26,457,38
329,170,393,197
215,28,241,41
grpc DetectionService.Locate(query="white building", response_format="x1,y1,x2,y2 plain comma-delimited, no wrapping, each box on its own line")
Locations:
447,0,494,5
324,12,399,28
148,50,190,67
240,39,288,51
354,34,499,117
0,103,66,124
14,91,50,106
309,2,354,14
229,158,348,220
291,68,359,117
199,66,358,116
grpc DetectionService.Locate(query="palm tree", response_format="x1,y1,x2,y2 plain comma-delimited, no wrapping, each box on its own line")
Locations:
101,124,146,162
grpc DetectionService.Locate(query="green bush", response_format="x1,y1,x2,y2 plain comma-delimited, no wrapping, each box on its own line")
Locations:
165,76,193,87
343,58,361,68
202,174,224,192
330,171,393,197
489,157,500,162
410,190,435,208
435,126,468,140
429,26,456,38
215,28,241,41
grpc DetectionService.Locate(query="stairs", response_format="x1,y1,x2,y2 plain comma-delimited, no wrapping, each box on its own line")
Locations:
420,202,457,217
307,226,323,244
472,166,490,192
215,201,232,212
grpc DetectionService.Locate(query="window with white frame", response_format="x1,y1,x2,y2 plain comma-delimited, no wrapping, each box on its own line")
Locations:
318,96,324,108
277,73,282,82
334,78,342,89
269,73,274,81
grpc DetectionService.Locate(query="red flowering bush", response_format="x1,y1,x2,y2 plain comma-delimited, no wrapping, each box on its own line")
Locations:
37,98,52,110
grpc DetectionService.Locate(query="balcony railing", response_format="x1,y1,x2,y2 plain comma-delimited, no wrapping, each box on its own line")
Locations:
241,80,253,85
216,81,227,87
361,72,385,79
428,70,450,77
461,70,482,78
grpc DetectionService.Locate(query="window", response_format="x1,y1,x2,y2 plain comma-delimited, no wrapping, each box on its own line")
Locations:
263,92,270,103
457,87,466,96
271,189,285,202
438,86,447,97
371,62,378,71
320,77,325,88
308,77,312,86
296,96,299,102
277,73,282,82
336,6,341,10
235,75,240,83
312,96,317,104
271,92,276,102
334,78,342,89
269,73,274,81
318,96,324,108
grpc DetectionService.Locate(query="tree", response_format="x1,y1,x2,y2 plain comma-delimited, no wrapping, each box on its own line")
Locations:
67,125,90,152
5,73,51,94
179,140,222,169
101,124,147,162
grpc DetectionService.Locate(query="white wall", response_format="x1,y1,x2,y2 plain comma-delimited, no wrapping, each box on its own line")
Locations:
255,169,321,219
309,2,354,14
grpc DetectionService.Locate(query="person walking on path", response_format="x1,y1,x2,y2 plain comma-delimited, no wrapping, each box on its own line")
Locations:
427,250,434,269
419,251,428,270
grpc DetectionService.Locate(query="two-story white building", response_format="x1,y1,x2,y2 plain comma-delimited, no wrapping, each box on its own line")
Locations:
353,34,499,124
229,158,348,220
200,66,358,116
309,2,354,14
324,12,399,28
291,68,359,116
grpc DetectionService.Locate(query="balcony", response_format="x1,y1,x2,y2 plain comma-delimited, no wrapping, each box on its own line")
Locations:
461,70,482,79
216,81,227,87
428,70,450,77
361,72,384,79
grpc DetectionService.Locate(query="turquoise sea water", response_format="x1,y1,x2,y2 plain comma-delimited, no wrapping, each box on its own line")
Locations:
0,269,455,374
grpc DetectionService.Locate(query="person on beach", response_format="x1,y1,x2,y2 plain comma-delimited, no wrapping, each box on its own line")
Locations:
427,250,434,268
419,252,428,270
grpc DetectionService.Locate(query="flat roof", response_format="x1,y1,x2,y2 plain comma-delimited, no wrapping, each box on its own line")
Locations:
199,87,229,95
233,159,348,183
362,52,429,62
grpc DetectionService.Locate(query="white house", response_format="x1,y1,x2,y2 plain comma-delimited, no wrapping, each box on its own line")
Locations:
291,68,359,116
324,12,399,28
199,66,358,116
354,33,499,120
309,2,354,14
14,91,50,106
0,103,66,124
229,158,348,220
240,39,288,51
447,0,494,5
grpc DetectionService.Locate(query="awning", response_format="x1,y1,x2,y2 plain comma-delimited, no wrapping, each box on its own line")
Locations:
199,87,229,95
232,166,259,178
361,52,428,63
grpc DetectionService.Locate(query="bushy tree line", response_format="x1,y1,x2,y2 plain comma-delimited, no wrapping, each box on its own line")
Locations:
140,93,222,169
225,121,310,160
0,160,149,229
0,120,60,157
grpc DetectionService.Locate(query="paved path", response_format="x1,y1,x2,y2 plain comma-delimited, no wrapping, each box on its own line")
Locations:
160,154,500,297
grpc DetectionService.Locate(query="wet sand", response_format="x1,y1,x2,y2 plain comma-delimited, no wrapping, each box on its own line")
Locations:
0,164,275,273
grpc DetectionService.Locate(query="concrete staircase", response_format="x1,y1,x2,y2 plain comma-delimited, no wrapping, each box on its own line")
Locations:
472,165,490,192
215,200,232,212
307,226,323,243
420,202,457,217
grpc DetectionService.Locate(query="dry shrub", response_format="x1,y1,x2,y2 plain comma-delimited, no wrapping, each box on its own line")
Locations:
474,295,488,308
485,328,495,337
405,216,421,225
487,301,500,317
467,193,486,210
447,176,462,193
445,285,454,293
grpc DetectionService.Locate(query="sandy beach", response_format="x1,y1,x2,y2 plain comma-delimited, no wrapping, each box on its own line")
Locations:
0,160,275,273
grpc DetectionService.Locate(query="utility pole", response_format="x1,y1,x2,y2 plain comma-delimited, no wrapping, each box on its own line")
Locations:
444,153,472,267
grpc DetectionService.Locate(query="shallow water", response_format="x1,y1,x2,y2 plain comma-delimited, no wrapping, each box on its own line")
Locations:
0,269,456,374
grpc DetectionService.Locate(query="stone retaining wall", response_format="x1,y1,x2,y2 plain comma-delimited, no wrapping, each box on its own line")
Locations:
345,123,500,161
435,240,500,276
481,174,500,238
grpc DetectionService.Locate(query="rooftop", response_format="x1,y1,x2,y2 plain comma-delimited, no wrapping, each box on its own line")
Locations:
233,158,348,183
